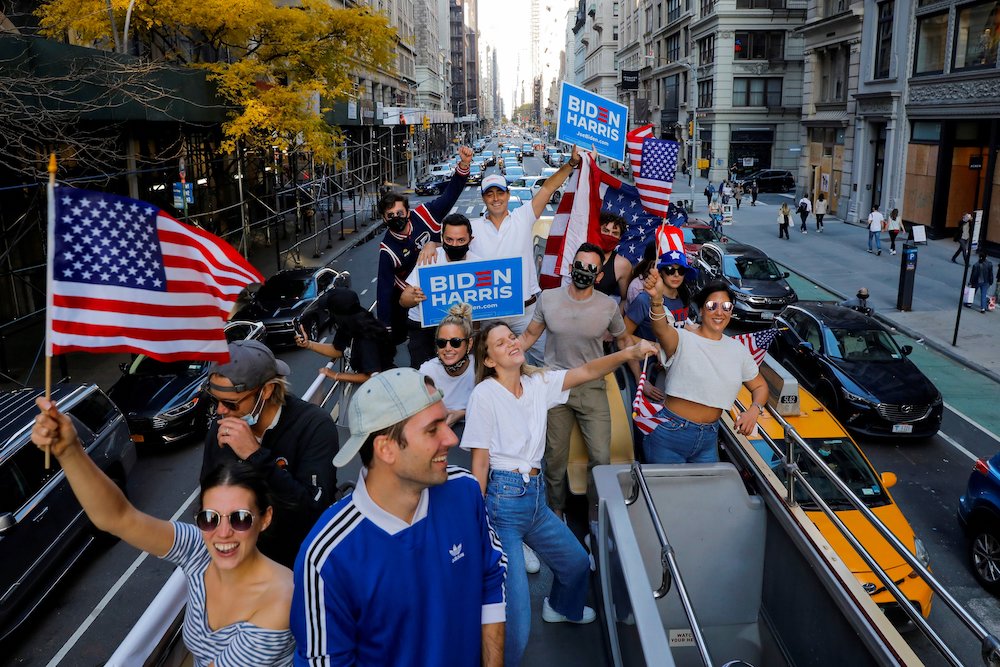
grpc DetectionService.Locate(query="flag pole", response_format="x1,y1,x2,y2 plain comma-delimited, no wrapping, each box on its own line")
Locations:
44,153,57,469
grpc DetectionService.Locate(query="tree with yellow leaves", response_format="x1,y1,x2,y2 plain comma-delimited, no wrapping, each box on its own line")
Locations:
36,0,397,161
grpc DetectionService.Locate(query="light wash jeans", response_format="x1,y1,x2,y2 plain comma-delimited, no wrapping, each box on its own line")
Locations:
486,469,591,667
642,406,720,464
868,230,882,252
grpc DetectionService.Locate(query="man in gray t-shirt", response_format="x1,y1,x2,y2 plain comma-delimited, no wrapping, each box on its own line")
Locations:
520,243,631,516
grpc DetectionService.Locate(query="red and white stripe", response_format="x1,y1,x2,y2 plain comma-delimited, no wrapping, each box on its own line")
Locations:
627,124,672,217
632,359,667,435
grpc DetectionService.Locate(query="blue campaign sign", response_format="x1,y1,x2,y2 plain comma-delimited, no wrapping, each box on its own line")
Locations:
556,82,629,163
416,257,524,327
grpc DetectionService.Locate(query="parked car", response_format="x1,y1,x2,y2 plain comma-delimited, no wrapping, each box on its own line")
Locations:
415,176,448,196
230,266,347,346
770,302,943,438
737,380,933,627
680,223,724,258
0,384,137,642
738,169,795,193
958,452,1000,593
107,321,265,448
691,241,797,323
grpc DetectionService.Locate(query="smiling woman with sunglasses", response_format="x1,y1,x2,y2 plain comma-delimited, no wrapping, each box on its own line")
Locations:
418,302,475,427
30,400,294,666
641,278,770,464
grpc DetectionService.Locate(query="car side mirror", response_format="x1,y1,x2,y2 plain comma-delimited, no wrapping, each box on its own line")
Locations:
0,512,15,534
880,472,897,489
783,272,790,278
901,345,913,356
797,341,814,353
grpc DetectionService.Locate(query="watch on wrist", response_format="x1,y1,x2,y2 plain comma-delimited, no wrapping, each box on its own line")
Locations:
752,402,765,415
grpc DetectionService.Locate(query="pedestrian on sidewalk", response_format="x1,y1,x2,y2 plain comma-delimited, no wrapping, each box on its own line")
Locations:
704,182,715,209
749,181,759,206
952,213,973,264
721,181,734,205
887,208,902,254
797,193,812,233
867,205,885,256
734,183,744,210
709,197,723,235
777,203,791,239
970,253,995,313
814,193,828,232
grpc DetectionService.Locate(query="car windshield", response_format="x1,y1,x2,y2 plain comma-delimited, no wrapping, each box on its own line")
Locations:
828,328,904,361
751,438,889,509
724,256,784,280
128,355,206,376
509,187,532,200
257,276,313,302
469,164,481,174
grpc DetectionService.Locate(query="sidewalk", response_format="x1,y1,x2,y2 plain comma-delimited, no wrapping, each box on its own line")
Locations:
0,210,384,391
677,173,1000,382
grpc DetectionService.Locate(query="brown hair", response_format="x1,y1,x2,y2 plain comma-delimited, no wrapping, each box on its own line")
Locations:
473,321,543,385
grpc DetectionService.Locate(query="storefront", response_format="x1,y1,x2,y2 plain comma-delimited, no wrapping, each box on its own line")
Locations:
803,122,848,215
729,127,774,177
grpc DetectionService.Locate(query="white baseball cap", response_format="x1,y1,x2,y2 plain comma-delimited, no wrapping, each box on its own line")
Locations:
480,174,508,194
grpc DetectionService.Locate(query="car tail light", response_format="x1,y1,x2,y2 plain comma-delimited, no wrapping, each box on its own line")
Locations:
974,458,990,475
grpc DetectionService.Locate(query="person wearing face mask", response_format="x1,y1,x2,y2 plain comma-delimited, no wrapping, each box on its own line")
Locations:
593,212,633,306
399,214,482,368
418,302,476,428
518,243,632,519
376,146,473,348
200,340,340,567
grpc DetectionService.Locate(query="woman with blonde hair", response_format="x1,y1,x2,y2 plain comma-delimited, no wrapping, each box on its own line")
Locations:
777,202,791,239
418,302,475,426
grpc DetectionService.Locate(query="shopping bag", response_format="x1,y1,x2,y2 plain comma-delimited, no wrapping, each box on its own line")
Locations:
990,295,997,312
963,286,975,305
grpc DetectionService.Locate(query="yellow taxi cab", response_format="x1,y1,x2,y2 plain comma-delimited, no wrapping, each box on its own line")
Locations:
733,381,933,627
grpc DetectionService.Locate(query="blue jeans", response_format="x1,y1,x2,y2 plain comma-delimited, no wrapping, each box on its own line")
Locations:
486,469,591,667
642,406,720,464
868,230,882,251
977,284,991,311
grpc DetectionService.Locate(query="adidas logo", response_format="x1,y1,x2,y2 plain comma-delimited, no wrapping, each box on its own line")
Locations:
449,543,465,564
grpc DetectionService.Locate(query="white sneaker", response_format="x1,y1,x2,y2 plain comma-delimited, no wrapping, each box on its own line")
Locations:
542,597,597,624
891,250,896,255
523,544,541,574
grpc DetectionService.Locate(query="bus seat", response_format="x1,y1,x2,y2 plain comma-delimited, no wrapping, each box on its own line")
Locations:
567,373,634,495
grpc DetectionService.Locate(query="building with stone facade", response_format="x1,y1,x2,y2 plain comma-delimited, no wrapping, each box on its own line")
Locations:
582,0,621,99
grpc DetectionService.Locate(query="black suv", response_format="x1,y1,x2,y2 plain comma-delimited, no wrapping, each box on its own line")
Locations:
0,385,136,642
738,169,795,193
692,241,798,324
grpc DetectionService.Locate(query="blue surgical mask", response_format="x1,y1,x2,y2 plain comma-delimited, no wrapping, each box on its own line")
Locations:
241,390,266,427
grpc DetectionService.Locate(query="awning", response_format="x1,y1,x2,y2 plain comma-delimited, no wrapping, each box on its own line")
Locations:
802,109,851,127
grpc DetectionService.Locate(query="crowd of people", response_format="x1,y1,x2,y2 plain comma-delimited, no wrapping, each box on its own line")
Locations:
29,147,781,666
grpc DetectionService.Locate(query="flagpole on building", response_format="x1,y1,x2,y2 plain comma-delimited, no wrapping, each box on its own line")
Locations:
44,153,57,469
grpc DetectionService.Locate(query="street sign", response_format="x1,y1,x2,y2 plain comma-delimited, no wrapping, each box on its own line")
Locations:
172,182,194,208
415,257,524,327
556,82,628,163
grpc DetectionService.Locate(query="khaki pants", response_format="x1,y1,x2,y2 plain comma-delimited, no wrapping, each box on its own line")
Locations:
544,378,610,512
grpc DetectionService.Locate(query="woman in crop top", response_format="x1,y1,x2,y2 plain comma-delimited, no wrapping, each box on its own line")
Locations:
642,278,770,464
30,398,294,666
462,321,656,667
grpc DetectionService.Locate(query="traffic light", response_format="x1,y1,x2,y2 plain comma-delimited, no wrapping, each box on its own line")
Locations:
423,115,430,129
688,121,694,136
409,124,415,135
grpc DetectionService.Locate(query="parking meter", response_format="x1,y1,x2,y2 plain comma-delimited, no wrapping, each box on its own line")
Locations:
896,242,918,311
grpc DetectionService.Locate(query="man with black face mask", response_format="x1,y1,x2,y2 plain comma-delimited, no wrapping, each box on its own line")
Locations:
518,243,632,519
399,214,482,367
375,146,473,348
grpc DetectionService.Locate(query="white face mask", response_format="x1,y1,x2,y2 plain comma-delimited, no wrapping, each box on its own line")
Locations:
241,389,267,427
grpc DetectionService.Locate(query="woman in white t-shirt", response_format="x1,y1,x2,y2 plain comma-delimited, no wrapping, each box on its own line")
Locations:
418,302,475,426
643,277,770,464
886,208,903,255
462,322,655,667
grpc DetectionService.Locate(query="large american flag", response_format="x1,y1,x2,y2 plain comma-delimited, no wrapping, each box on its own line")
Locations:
47,188,263,362
631,329,778,435
627,124,680,217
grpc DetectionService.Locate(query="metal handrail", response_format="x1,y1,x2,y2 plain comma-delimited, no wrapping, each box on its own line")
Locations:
625,461,714,667
730,397,1000,666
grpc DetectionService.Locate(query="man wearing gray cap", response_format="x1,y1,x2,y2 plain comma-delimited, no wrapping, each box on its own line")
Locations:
290,368,506,667
200,339,339,567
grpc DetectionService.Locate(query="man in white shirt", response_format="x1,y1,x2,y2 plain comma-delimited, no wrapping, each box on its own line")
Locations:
867,205,885,256
797,193,812,233
400,214,482,367
471,146,581,363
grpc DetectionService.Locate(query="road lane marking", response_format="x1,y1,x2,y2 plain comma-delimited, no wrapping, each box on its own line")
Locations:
360,289,367,296
945,401,1000,446
449,206,458,214
937,430,979,463
370,277,376,283
46,486,201,667
465,205,475,214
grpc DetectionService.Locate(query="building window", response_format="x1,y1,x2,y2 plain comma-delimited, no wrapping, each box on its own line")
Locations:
667,0,682,23
614,25,619,40
733,77,783,106
613,1,620,16
873,1,894,78
656,1,663,27
733,31,784,59
698,35,715,65
914,12,948,74
911,121,942,142
816,46,849,102
954,1,1000,70
698,79,714,108
736,0,785,8
666,33,681,61
645,6,653,32
823,0,848,16
700,0,716,16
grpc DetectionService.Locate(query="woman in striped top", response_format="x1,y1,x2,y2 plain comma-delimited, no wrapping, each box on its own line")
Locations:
30,397,295,666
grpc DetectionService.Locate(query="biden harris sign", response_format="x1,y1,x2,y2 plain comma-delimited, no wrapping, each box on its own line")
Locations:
556,82,628,163
416,257,524,327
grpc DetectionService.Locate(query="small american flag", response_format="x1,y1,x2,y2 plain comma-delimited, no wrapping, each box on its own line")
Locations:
733,327,779,365
47,188,263,362
627,124,680,217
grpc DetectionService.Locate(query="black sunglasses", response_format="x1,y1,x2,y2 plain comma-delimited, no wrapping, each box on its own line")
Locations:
660,265,684,276
573,261,599,272
194,509,255,532
436,337,467,349
204,388,259,412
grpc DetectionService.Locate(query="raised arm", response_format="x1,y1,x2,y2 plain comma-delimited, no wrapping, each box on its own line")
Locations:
531,146,580,218
30,398,174,557
643,272,679,358
563,340,657,391
423,147,473,225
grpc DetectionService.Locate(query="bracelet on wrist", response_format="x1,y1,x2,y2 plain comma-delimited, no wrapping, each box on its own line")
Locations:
650,300,664,307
